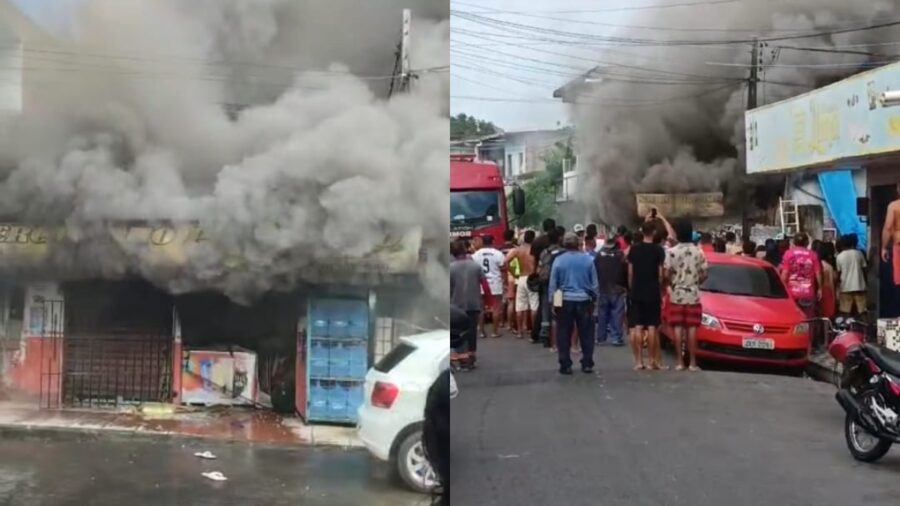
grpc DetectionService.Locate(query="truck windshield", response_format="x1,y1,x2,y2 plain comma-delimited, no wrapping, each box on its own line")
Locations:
450,190,501,228
701,264,788,299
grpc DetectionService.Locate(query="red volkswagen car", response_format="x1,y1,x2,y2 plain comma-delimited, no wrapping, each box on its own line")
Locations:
662,253,810,369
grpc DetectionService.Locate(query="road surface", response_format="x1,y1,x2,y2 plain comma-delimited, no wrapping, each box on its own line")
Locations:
451,335,900,506
0,432,424,506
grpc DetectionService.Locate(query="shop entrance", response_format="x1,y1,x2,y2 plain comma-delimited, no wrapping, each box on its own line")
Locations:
61,280,173,408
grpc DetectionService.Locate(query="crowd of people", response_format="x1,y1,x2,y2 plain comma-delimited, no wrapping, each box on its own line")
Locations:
449,211,869,373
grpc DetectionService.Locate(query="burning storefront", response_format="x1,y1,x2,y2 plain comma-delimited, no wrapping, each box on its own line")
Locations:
0,1,449,423
0,221,436,423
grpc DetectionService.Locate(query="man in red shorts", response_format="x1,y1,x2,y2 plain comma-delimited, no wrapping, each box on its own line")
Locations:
664,218,708,371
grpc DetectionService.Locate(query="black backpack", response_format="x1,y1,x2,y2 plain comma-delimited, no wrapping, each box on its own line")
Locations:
538,246,562,284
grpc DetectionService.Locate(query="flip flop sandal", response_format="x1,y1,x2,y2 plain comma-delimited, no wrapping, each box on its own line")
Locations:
202,471,228,482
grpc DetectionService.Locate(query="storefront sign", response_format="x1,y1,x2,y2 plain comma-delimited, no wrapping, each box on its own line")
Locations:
0,223,423,274
746,61,900,174
635,193,724,218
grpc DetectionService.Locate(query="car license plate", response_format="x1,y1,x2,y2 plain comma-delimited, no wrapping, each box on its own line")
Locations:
742,337,775,350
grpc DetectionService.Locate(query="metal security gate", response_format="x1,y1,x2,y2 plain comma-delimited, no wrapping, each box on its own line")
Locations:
61,280,174,408
62,333,172,407
37,299,65,409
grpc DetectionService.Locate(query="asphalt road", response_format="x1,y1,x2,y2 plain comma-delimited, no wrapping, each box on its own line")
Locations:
450,335,900,506
0,432,425,506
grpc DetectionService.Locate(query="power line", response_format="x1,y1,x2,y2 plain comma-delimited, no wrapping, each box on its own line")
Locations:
451,28,740,80
706,60,895,68
452,46,587,73
453,70,529,95
774,45,889,58
0,43,448,81
456,7,900,35
452,10,900,47
453,61,559,88
452,81,740,107
450,0,740,14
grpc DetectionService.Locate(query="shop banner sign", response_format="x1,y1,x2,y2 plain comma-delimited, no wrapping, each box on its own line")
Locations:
635,193,724,217
746,61,900,174
181,349,258,406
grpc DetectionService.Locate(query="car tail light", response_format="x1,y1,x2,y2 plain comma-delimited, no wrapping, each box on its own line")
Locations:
371,381,400,409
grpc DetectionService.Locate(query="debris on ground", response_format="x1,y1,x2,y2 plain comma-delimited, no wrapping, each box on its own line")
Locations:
202,471,228,482
194,451,217,460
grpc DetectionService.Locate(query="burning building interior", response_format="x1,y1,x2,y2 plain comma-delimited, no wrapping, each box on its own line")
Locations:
0,0,449,424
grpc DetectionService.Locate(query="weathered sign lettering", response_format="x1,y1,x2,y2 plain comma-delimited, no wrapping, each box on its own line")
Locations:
635,193,724,218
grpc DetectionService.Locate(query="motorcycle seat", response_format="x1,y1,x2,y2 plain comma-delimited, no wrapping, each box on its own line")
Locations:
864,344,900,376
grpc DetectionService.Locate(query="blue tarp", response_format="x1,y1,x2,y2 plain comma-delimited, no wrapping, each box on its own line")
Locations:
817,169,867,251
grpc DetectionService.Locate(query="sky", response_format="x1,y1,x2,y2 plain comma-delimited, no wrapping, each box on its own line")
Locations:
450,0,631,132
11,0,79,34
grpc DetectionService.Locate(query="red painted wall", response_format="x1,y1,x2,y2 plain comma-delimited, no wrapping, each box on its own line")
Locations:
2,337,63,401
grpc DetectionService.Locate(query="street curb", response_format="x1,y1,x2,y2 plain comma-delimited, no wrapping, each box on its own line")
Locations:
0,422,363,452
805,353,841,387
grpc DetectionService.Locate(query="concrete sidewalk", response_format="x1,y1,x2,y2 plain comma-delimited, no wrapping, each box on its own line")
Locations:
806,350,842,386
0,402,361,449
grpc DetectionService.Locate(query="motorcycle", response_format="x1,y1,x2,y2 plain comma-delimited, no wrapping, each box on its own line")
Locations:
827,317,900,462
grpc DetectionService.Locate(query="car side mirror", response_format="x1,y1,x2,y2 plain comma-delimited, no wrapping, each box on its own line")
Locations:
512,187,525,216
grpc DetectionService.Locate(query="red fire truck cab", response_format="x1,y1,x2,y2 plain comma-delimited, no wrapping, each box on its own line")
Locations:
450,154,524,245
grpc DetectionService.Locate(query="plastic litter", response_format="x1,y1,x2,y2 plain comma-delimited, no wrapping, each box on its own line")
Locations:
202,471,228,482
194,451,217,460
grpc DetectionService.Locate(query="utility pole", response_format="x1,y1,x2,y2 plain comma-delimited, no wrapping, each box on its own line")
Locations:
400,8,411,92
741,37,759,237
748,37,759,110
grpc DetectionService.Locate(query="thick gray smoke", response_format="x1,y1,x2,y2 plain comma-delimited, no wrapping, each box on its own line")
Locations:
0,0,449,302
573,0,900,225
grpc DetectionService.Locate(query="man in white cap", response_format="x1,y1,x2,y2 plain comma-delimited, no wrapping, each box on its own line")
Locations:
573,224,586,250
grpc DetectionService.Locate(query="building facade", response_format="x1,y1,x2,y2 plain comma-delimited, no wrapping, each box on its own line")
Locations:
745,61,900,320
476,128,573,183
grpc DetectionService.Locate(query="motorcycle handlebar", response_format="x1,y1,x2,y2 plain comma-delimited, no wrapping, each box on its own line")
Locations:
800,317,869,333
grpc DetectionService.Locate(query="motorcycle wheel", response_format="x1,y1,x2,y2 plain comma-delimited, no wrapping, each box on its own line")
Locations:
844,414,893,462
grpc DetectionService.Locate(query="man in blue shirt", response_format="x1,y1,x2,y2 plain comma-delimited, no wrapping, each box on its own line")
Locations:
549,233,600,375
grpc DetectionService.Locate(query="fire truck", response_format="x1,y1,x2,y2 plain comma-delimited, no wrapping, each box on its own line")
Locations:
449,154,524,245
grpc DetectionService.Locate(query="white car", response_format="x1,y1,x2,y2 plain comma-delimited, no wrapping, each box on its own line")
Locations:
357,329,449,493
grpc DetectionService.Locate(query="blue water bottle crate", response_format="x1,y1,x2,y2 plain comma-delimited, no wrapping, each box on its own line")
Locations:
346,384,365,414
327,386,349,420
347,320,368,340
348,343,368,377
311,318,329,337
308,381,329,420
329,344,351,378
329,319,350,338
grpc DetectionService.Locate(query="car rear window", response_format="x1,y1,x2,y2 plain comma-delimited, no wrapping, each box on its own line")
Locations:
701,263,788,299
374,342,416,373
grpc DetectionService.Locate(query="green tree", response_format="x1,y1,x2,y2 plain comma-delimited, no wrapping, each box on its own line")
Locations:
513,173,559,228
450,113,498,140
541,140,574,186
507,140,574,228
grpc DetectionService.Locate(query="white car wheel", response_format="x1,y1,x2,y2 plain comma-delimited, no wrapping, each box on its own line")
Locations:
396,431,436,493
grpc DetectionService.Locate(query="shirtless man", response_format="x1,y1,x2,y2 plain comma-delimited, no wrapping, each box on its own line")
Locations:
505,230,538,336
881,183,900,286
